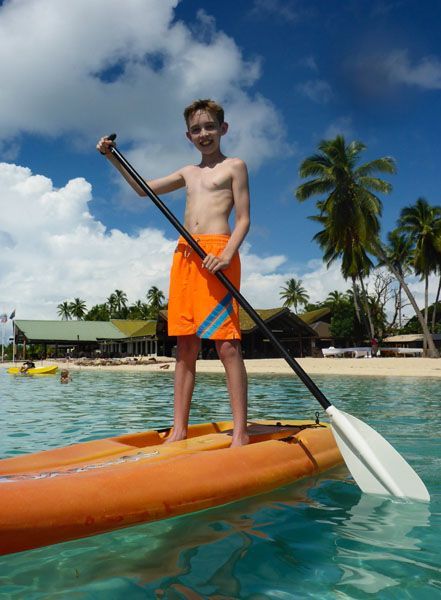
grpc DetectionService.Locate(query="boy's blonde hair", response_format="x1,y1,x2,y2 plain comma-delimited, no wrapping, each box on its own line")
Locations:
183,99,225,127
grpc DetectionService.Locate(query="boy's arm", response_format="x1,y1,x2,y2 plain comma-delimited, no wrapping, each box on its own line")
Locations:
204,159,250,273
146,171,186,195
97,137,185,196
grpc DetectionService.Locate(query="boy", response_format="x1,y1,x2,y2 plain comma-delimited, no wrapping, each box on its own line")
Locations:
97,99,250,446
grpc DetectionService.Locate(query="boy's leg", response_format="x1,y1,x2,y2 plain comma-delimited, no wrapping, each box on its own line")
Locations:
166,334,201,443
215,339,249,446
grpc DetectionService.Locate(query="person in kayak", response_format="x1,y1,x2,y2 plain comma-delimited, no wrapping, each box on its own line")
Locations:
97,99,250,447
20,360,36,373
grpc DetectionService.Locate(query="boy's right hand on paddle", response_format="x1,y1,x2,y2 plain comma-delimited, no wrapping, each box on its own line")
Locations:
202,253,230,273
96,135,115,156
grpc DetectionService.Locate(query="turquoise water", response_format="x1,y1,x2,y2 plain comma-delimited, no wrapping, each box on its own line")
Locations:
0,368,440,599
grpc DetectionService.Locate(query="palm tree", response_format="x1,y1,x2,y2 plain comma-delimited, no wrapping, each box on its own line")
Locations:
325,290,347,308
431,271,441,333
69,298,87,320
279,278,310,312
57,301,72,320
106,293,117,318
397,198,441,355
304,199,373,336
128,300,151,320
344,284,363,325
106,289,129,318
85,303,110,321
377,229,413,328
113,289,128,315
146,286,165,318
296,135,396,338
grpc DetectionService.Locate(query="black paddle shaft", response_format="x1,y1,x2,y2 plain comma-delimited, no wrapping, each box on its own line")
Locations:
106,137,331,410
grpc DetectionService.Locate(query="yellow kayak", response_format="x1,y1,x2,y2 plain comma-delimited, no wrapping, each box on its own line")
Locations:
7,365,58,375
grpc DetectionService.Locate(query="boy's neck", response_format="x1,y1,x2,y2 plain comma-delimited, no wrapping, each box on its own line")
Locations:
199,149,226,168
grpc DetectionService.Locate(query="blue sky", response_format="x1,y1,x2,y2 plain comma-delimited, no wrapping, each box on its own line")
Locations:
1,0,440,324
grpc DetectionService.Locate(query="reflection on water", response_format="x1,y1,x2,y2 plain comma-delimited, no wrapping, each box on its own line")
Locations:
0,369,440,598
334,493,432,595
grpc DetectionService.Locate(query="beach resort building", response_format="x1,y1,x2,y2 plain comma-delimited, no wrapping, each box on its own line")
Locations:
12,319,158,359
381,333,441,356
12,309,319,360
157,307,318,358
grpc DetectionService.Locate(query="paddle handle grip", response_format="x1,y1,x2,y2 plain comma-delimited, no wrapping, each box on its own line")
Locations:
106,138,332,410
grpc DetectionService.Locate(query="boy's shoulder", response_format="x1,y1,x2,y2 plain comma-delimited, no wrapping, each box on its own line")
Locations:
225,156,247,169
215,157,249,175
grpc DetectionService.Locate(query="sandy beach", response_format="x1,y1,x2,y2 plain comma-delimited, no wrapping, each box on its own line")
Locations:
2,357,441,377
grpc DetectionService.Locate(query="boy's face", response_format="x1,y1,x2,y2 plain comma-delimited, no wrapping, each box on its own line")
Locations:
186,109,228,155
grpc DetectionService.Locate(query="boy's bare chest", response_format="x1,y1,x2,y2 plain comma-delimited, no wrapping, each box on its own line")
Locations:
185,165,232,195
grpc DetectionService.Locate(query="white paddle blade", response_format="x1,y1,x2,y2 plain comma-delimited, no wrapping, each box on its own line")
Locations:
326,406,430,502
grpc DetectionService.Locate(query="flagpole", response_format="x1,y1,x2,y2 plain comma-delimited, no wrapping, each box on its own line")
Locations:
0,312,7,363
12,319,16,363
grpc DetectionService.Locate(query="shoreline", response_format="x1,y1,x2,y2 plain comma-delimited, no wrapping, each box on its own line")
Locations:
2,357,441,378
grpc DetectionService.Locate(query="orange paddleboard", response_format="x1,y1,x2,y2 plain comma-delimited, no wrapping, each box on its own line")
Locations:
0,420,343,555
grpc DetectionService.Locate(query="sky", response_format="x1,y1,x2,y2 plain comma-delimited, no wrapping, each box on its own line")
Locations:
1,0,441,333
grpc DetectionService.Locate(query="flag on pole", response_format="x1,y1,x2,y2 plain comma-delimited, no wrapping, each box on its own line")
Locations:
9,309,15,320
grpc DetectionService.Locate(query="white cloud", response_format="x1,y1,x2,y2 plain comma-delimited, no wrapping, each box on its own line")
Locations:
298,55,318,71
250,0,300,22
384,49,441,90
297,79,333,104
0,162,175,320
0,0,287,171
348,49,441,97
323,116,354,140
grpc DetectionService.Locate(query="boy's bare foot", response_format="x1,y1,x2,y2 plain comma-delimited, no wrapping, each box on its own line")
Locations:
164,430,187,444
230,433,250,447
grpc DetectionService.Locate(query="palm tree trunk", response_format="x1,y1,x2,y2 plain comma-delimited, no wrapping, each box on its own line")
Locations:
423,276,429,356
398,283,403,329
431,275,441,333
352,277,362,323
376,244,439,357
358,275,375,339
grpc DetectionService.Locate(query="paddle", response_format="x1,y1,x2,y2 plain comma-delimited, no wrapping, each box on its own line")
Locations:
103,134,430,502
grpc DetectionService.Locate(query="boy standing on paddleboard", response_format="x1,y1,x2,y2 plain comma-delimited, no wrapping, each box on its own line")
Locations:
97,99,250,446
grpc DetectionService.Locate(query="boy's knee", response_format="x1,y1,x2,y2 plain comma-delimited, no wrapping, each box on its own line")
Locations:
216,339,241,362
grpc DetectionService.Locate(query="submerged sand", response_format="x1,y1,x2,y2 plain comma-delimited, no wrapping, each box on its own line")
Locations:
2,357,441,378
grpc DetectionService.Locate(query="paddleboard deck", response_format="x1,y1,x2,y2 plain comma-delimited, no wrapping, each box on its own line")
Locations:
0,419,343,555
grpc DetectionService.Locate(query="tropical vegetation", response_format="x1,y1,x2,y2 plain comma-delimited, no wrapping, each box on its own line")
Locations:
279,278,309,312
57,286,167,322
295,135,395,340
295,135,441,356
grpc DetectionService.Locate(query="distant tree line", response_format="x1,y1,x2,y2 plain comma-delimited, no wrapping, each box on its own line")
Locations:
57,286,166,322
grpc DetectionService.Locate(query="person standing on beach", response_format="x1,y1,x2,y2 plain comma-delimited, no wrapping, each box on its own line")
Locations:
97,99,250,446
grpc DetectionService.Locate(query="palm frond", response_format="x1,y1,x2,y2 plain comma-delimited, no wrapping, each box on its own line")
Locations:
355,157,396,177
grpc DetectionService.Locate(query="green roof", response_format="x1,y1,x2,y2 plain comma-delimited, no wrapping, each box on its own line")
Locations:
111,319,157,337
129,322,157,337
238,307,285,332
299,307,331,325
15,320,125,342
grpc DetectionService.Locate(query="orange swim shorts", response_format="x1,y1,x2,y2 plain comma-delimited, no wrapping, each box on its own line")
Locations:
168,234,241,340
